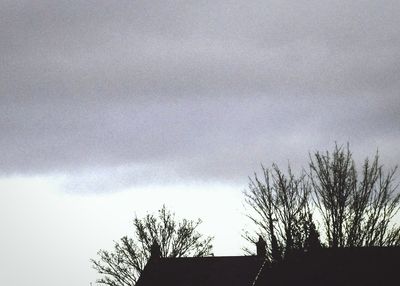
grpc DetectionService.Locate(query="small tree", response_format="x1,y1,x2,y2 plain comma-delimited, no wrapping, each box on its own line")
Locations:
91,206,213,286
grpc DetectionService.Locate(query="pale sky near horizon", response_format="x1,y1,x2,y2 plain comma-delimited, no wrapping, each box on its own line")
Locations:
1,1,400,286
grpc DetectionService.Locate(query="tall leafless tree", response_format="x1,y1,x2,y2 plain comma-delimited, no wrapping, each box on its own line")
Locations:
245,144,400,260
310,144,400,248
244,164,313,261
91,206,213,286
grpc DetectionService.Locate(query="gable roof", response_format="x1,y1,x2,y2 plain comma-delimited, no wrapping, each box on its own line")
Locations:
136,256,266,286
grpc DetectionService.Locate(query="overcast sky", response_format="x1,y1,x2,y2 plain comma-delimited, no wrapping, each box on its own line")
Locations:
1,1,400,286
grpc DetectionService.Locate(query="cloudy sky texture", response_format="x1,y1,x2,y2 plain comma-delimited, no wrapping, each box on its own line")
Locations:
1,1,400,285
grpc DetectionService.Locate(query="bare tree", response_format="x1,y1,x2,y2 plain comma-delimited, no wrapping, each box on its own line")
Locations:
245,144,400,259
91,206,213,286
243,165,313,261
310,144,400,248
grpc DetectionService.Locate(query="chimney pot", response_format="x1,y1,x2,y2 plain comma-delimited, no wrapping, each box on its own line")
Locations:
256,236,267,257
150,240,162,259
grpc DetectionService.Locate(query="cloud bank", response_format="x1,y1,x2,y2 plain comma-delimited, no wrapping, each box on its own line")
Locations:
1,0,399,189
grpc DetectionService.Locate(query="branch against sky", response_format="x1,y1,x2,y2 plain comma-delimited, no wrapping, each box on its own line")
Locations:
244,144,400,260
243,164,313,261
91,206,213,286
309,144,400,248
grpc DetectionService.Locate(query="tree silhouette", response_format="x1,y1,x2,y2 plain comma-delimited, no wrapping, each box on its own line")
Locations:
91,206,213,286
310,144,400,247
245,144,400,260
244,165,313,261
303,216,322,252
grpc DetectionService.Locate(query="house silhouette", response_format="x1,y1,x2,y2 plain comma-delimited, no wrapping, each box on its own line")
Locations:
136,239,399,286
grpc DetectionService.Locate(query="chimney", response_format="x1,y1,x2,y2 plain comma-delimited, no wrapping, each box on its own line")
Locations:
150,240,162,259
256,236,267,257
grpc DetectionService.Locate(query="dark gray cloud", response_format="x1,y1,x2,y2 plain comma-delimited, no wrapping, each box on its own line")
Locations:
1,0,400,188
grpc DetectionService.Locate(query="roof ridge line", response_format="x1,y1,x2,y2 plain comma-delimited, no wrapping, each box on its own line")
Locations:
251,258,268,286
161,255,261,259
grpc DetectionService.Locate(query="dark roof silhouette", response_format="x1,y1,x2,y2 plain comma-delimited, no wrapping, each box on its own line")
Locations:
257,247,400,286
136,247,400,286
135,256,266,286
